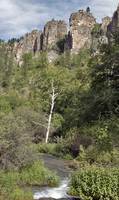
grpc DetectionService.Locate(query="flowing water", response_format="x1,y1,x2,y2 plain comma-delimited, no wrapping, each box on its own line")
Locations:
33,154,71,200
33,179,69,199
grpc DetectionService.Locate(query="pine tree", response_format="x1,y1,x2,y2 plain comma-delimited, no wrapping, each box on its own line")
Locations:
86,7,90,13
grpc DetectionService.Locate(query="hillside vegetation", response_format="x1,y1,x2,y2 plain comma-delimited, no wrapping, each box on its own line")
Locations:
0,34,119,199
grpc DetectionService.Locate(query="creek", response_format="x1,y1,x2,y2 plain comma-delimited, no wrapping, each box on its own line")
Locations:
33,154,72,200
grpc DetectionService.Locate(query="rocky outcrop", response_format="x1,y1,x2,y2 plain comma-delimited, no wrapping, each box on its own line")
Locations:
101,17,111,34
67,9,96,53
10,20,67,64
6,5,119,63
91,17,111,53
42,19,67,52
10,30,42,64
42,19,67,62
107,4,119,41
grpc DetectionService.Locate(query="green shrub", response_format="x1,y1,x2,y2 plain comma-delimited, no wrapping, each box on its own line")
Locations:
111,148,119,165
0,171,32,200
0,171,21,191
69,166,119,200
76,144,119,166
20,161,59,187
0,161,59,200
91,23,101,35
96,152,112,165
37,143,71,158
37,143,57,154
63,154,73,160
9,188,33,200
0,96,12,113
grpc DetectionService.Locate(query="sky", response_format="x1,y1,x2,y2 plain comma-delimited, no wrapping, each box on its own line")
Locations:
0,0,118,40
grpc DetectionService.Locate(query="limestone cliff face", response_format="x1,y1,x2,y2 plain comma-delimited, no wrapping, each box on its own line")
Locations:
107,4,119,40
42,19,67,51
101,17,111,34
11,20,67,63
42,19,67,62
67,10,96,53
6,5,119,63
91,17,111,53
11,30,42,64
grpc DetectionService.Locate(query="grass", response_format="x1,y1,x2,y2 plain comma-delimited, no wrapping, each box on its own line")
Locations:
37,143,57,155
37,143,73,160
20,161,59,187
0,161,60,200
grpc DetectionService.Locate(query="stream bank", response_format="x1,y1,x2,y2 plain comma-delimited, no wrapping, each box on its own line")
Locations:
33,154,73,200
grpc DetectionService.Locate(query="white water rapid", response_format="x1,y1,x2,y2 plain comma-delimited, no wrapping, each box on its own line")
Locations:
33,178,69,199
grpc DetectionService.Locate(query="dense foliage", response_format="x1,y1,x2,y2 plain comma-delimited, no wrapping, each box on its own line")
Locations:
0,32,119,199
69,167,119,200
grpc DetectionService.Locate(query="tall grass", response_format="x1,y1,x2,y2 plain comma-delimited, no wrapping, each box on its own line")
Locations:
20,161,59,186
37,143,73,159
0,161,59,200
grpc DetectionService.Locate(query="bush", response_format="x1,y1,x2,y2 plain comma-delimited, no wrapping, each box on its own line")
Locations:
63,154,73,160
37,143,57,154
111,148,119,166
76,144,119,166
0,171,33,200
0,113,38,170
54,142,71,157
0,107,47,170
37,142,71,159
91,23,101,35
9,188,33,200
69,166,119,200
20,161,59,187
0,96,12,113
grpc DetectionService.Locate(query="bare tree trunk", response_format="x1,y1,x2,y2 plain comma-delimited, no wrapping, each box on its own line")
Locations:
45,81,58,143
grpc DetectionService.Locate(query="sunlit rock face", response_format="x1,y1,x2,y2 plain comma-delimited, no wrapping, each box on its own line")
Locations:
11,30,42,64
101,17,111,34
107,4,119,41
42,19,67,52
67,9,96,53
6,5,119,64
8,20,67,64
42,19,67,62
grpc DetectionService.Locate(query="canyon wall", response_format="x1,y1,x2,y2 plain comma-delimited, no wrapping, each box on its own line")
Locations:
7,5,119,63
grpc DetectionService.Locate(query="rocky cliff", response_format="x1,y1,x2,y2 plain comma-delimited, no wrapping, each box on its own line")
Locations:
7,4,119,63
42,19,67,62
91,17,111,54
42,19,67,51
67,9,96,53
9,30,42,64
107,4,119,41
9,20,67,63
